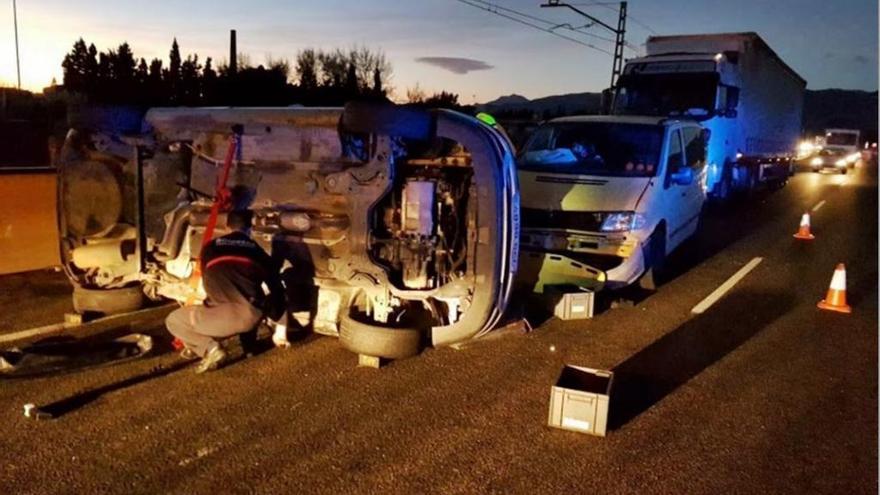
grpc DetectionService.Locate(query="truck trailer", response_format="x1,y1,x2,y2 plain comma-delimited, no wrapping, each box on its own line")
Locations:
613,32,806,200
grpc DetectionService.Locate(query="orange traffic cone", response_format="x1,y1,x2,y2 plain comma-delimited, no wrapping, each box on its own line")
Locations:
793,212,815,240
817,264,851,313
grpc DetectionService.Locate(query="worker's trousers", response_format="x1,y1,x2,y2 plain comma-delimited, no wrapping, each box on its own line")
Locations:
166,302,263,357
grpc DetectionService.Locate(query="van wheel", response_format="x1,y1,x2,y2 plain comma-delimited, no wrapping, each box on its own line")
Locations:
339,313,422,360
638,226,666,291
72,285,145,315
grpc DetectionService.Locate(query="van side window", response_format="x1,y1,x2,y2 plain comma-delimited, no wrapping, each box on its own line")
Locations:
682,127,706,169
666,129,683,173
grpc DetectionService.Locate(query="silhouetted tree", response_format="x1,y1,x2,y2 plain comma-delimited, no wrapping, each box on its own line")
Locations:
136,58,149,86
166,38,181,103
406,84,426,104
85,44,99,90
147,58,164,103
295,49,318,91
373,67,382,95
61,38,90,92
180,54,202,105
345,62,358,95
202,57,217,104
424,91,460,108
59,38,395,107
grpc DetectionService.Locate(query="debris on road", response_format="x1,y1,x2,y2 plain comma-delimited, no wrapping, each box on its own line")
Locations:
23,403,52,420
548,365,614,437
544,285,595,320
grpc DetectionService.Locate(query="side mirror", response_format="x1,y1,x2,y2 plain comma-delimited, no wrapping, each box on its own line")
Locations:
670,167,694,186
724,87,740,118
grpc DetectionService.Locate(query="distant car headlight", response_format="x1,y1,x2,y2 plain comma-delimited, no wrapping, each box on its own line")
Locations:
600,212,646,232
835,159,847,167
810,157,823,166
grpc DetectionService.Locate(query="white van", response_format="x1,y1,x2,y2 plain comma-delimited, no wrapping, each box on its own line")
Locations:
517,115,708,291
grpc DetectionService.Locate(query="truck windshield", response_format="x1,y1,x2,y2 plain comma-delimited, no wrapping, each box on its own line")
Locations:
614,73,718,116
518,122,663,177
826,132,858,146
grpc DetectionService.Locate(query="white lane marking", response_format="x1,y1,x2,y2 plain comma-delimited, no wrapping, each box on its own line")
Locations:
691,257,764,315
811,200,826,212
0,322,68,344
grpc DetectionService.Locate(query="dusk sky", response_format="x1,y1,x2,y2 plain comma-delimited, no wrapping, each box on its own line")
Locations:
1,0,877,101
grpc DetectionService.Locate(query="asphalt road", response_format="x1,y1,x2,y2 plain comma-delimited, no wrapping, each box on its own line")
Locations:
0,163,876,494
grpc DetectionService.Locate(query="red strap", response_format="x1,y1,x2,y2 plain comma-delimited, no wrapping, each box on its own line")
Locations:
204,255,255,270
201,134,239,252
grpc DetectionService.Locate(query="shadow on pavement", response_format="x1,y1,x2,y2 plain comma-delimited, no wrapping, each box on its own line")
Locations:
38,359,192,419
1,333,155,379
609,289,795,430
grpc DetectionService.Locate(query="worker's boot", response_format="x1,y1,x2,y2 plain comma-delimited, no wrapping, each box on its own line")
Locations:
239,327,260,357
195,345,227,374
179,347,199,361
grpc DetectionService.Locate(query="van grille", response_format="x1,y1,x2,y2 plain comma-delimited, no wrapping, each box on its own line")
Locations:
521,208,605,233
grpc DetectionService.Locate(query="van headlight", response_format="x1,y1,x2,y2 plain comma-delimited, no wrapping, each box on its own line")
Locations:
847,152,860,163
600,212,647,232
835,159,847,167
810,157,823,166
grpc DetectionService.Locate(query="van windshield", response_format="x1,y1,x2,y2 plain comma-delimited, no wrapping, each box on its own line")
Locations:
826,132,858,146
518,122,663,177
613,72,718,116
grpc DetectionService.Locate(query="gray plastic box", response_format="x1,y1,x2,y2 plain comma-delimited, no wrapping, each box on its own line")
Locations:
548,365,614,437
544,285,595,320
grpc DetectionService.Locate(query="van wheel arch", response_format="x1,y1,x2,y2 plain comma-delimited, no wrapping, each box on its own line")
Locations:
638,222,667,291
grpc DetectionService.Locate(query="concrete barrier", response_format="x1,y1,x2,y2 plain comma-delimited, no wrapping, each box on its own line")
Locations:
0,169,60,274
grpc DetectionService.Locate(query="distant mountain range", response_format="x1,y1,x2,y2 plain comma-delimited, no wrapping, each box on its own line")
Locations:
480,89,878,137
480,92,602,118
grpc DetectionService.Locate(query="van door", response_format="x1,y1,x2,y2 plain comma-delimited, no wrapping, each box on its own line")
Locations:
678,125,708,239
660,128,689,251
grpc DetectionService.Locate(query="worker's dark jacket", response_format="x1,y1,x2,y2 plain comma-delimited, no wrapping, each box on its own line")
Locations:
200,231,286,321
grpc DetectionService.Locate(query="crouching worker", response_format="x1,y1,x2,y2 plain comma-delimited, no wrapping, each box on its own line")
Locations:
166,209,288,373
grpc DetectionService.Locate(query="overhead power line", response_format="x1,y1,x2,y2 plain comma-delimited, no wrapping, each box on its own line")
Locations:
540,1,630,86
454,0,614,56
569,1,659,34
465,0,618,44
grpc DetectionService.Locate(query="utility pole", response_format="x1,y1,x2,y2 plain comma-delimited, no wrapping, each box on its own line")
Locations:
229,29,237,77
13,0,21,89
540,0,627,87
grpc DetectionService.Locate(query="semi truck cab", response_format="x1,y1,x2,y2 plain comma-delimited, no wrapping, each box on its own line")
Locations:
612,32,806,200
516,116,708,291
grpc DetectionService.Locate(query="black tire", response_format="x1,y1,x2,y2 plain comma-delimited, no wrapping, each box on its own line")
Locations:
72,285,145,315
840,168,848,175
338,313,422,360
768,178,786,191
744,167,758,195
638,226,666,291
709,166,731,205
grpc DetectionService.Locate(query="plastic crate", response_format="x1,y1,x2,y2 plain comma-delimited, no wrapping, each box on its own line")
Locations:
544,285,595,320
548,365,613,437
